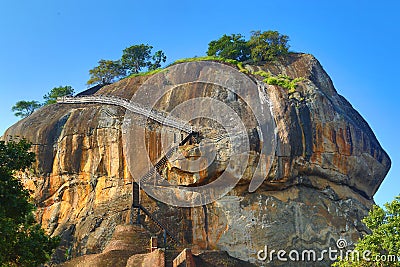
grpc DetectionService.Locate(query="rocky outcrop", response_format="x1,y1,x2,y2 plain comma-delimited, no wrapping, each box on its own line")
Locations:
3,53,390,266
59,225,152,267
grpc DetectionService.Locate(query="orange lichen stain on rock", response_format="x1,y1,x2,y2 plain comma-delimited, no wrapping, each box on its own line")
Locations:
94,176,110,205
310,123,352,175
332,153,349,175
145,129,162,164
313,205,334,224
40,207,52,227
312,122,323,153
335,127,352,156
46,174,64,198
58,198,72,223
190,206,209,249
122,156,132,184
212,223,230,248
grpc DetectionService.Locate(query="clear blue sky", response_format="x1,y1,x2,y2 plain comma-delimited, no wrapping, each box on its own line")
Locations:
0,0,398,207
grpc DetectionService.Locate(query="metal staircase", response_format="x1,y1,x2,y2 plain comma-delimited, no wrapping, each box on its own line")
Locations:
57,95,197,249
132,132,197,247
140,132,196,185
57,95,193,133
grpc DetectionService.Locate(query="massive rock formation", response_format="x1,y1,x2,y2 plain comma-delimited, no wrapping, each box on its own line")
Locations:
3,53,390,266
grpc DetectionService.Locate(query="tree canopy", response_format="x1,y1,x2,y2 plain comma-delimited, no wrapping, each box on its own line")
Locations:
12,86,74,118
86,44,167,85
207,33,250,61
121,44,154,74
0,139,59,266
12,32,291,118
333,195,400,267
11,100,41,118
148,50,167,71
206,30,290,63
247,30,290,62
43,85,75,105
87,59,126,86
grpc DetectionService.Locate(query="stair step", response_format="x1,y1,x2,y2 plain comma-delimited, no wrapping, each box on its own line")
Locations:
130,132,198,251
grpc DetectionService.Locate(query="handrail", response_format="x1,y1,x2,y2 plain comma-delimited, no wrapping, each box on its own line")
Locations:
138,204,180,245
134,132,196,246
140,131,196,184
56,95,193,133
172,248,194,267
57,95,197,248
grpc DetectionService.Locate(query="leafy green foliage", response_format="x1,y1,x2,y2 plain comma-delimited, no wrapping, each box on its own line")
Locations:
12,86,74,117
248,30,290,62
87,45,166,84
237,62,249,73
130,55,240,78
148,50,167,71
173,56,238,65
173,56,303,92
11,100,41,118
207,34,250,61
121,44,153,74
265,75,303,91
121,44,167,75
43,85,74,105
253,70,303,91
333,195,400,267
206,30,290,63
87,59,126,86
0,139,59,266
127,68,166,78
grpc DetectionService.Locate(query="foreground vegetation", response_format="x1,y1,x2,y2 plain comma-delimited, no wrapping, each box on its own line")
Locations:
0,139,59,266
333,195,400,267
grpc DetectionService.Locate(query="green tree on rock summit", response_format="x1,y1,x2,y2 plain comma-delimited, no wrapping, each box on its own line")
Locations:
207,30,290,63
121,44,153,74
11,100,41,118
121,44,167,74
207,33,250,61
148,50,167,71
87,59,126,86
247,30,290,62
43,85,75,105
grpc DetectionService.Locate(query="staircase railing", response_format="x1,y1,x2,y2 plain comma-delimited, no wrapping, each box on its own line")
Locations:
57,94,197,251
132,132,198,247
140,131,197,185
136,204,180,245
57,95,193,133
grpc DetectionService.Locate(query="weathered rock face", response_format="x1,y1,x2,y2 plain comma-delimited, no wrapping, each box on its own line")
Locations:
3,53,390,266
59,225,153,267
